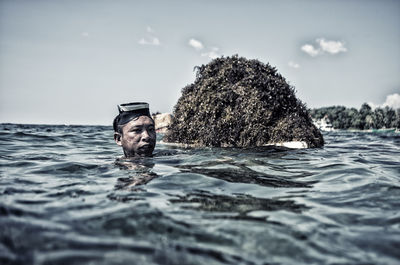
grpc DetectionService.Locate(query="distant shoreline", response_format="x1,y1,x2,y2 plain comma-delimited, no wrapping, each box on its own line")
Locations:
310,104,400,131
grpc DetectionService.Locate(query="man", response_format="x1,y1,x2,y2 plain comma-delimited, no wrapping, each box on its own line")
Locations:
113,102,156,158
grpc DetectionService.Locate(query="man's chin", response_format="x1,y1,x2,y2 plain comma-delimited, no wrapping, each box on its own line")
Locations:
123,145,155,158
137,146,154,157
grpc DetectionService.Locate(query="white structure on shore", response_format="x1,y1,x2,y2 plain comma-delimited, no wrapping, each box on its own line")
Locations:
313,116,335,132
152,113,173,133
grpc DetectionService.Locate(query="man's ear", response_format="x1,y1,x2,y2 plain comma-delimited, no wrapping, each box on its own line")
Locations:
114,132,122,146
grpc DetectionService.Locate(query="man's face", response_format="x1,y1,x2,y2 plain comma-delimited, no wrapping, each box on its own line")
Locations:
115,116,156,157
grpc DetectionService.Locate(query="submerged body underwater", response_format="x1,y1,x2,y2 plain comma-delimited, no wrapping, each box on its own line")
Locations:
0,124,399,264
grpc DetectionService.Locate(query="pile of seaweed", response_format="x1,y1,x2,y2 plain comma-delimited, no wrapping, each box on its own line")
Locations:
164,55,324,148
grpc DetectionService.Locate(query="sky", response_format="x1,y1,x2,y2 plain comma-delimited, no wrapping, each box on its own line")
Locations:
0,0,399,125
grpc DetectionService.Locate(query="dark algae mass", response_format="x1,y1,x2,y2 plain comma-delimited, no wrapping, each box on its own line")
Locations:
164,55,324,148
1,124,400,264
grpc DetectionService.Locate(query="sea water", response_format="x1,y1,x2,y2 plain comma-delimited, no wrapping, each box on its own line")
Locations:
0,124,399,265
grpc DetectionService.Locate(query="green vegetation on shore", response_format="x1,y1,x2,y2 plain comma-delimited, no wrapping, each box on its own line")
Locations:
310,103,400,130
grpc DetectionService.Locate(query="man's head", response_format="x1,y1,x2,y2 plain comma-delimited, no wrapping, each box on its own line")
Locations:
113,102,156,157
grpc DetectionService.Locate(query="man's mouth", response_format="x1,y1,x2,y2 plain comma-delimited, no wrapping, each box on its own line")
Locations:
139,144,153,150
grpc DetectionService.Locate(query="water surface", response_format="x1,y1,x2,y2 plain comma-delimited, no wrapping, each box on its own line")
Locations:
1,124,399,264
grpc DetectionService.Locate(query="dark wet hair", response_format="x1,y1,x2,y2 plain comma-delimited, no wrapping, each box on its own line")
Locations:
113,115,123,133
113,114,155,133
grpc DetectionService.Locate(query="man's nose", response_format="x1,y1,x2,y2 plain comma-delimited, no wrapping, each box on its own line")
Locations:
141,130,150,141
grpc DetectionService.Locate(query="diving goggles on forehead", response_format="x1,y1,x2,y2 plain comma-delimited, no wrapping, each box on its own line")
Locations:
117,102,151,125
118,102,149,113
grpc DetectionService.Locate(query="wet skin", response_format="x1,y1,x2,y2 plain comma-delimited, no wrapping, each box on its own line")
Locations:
114,116,156,157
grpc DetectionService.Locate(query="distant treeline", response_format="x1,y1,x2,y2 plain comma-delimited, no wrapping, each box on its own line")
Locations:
310,103,400,130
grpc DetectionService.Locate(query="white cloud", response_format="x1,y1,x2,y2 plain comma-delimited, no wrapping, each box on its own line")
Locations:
301,44,321,57
146,26,154,33
81,32,89,37
382,93,400,109
201,51,219,59
369,93,400,110
317,38,347,54
201,47,219,59
288,61,300,69
152,37,160,45
188,38,204,51
189,39,221,59
367,102,380,110
138,37,160,46
138,26,160,46
302,38,347,57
